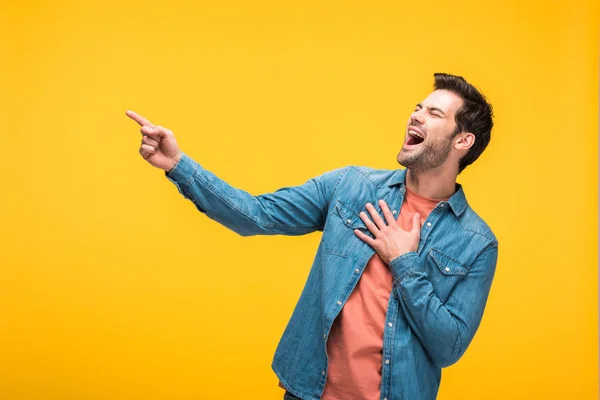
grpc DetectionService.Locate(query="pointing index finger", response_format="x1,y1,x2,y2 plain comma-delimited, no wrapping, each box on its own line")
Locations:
126,110,155,127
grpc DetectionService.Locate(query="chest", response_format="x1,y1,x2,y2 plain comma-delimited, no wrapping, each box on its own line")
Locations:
321,191,472,302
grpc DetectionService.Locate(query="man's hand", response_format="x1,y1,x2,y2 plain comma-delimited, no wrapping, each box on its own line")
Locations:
125,110,182,172
354,199,421,265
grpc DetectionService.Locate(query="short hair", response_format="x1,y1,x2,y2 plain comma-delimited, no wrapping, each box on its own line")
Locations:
433,72,494,173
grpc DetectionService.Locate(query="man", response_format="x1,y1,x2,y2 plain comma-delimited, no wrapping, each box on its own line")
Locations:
126,72,498,400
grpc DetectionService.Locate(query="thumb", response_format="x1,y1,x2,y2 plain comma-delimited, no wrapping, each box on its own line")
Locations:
412,213,421,233
150,125,170,139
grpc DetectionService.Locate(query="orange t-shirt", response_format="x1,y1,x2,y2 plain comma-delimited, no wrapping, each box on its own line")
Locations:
279,186,448,399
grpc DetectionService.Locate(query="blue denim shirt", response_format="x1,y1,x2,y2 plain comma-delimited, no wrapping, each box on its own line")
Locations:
165,152,499,400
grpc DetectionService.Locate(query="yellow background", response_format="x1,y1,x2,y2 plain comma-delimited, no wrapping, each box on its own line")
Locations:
1,0,598,399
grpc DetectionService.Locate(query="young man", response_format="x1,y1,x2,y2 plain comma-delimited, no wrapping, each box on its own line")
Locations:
126,72,498,400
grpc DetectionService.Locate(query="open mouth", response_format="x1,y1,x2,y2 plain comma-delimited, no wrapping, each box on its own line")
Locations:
405,128,425,147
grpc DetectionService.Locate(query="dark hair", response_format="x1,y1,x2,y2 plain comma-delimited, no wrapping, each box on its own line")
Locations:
433,72,494,174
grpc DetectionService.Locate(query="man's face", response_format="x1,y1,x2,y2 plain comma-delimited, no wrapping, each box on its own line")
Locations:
397,89,464,173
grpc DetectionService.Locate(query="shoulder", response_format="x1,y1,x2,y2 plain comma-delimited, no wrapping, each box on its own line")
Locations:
339,165,405,188
458,205,499,246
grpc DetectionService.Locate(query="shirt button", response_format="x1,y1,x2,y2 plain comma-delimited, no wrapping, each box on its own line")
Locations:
324,334,327,339
392,210,397,215
384,398,388,400
440,203,445,208
426,222,432,227
445,267,450,272
385,359,390,364
322,370,326,375
347,219,352,224
388,322,393,327
337,301,342,305
355,268,360,273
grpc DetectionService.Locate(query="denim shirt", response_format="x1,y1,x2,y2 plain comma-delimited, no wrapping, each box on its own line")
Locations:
165,152,499,400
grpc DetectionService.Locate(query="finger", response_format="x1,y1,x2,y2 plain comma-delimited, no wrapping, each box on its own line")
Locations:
412,213,421,234
139,147,151,159
140,125,158,136
354,229,376,247
151,125,170,138
377,199,396,226
139,144,156,159
359,211,380,237
126,110,155,127
142,135,159,149
365,202,386,230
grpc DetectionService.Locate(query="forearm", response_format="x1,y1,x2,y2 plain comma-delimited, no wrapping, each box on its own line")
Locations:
389,247,497,368
165,152,344,237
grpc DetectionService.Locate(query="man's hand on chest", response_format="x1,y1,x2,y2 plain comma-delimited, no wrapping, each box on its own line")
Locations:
353,199,421,265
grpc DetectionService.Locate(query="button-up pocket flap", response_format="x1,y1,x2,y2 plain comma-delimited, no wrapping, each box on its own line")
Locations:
429,248,469,276
334,200,366,230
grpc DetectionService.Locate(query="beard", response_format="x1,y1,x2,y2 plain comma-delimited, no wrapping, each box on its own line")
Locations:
398,134,454,173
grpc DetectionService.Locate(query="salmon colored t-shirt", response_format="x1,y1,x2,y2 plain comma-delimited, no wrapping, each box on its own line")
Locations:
279,185,449,399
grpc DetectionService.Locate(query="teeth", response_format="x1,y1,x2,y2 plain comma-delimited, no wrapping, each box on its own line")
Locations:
408,129,424,139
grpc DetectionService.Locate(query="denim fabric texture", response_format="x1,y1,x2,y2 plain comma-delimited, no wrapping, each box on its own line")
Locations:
165,152,499,400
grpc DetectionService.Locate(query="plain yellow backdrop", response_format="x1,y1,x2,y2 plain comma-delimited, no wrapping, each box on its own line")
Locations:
1,0,598,399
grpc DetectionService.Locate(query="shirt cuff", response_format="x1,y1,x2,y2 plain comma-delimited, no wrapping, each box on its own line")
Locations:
165,152,196,189
389,251,423,283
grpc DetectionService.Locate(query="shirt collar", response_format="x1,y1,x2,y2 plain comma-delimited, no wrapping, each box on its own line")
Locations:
386,168,468,216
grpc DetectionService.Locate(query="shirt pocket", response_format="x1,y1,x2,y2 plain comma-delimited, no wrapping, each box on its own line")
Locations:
321,199,367,258
427,248,469,302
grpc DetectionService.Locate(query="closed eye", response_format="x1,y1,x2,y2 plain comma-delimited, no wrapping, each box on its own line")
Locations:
415,103,446,118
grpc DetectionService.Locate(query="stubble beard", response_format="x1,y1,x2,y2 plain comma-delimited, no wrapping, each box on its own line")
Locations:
398,135,454,173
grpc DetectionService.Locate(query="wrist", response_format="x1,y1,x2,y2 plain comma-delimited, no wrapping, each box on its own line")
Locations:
389,251,421,282
387,247,415,265
166,150,183,173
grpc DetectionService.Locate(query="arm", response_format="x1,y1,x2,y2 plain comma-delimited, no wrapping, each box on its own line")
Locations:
388,244,498,368
124,110,346,237
165,152,347,237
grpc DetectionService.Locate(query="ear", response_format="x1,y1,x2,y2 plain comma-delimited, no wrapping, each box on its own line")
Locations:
454,132,475,151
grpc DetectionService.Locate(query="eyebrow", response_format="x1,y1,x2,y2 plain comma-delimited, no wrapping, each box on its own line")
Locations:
416,103,447,116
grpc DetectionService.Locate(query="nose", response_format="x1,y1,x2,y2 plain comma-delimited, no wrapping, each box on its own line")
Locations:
409,109,425,125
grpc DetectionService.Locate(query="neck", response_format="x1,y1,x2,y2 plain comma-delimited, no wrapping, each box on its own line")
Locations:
405,166,457,200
